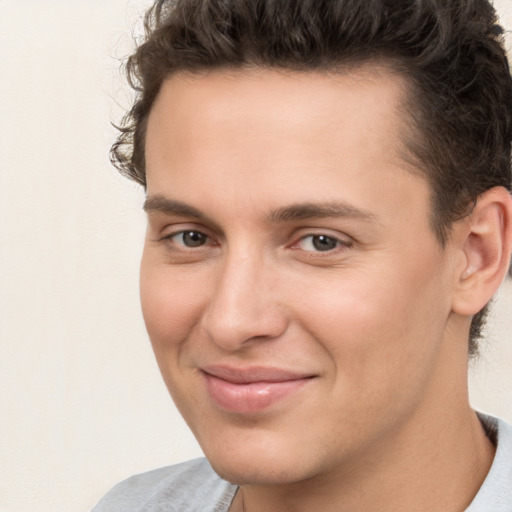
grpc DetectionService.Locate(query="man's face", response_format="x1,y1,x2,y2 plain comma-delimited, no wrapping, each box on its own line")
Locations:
141,68,459,485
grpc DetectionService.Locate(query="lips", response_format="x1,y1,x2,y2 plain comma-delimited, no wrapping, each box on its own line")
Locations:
201,366,315,414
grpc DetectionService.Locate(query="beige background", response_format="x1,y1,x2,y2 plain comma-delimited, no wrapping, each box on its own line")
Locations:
0,1,510,511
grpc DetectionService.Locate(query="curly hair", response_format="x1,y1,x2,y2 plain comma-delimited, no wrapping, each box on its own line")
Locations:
112,0,512,356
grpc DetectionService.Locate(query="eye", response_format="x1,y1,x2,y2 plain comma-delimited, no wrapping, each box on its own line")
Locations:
297,234,349,252
168,230,209,248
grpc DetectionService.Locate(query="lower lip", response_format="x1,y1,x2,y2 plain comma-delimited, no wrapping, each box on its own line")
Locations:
203,373,312,414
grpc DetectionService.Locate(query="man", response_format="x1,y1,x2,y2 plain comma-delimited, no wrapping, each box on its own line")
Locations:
93,0,512,510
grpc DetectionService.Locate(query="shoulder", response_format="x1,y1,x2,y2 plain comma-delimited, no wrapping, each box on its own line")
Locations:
466,414,512,511
91,457,237,512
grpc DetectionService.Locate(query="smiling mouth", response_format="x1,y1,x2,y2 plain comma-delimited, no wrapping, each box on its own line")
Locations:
201,366,316,414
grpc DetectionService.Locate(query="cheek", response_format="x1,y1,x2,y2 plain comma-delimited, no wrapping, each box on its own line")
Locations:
296,256,450,395
139,259,211,415
139,258,207,353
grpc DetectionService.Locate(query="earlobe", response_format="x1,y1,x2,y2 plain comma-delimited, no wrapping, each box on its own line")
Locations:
452,187,512,316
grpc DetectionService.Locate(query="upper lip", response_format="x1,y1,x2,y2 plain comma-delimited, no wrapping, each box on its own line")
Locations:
201,365,315,384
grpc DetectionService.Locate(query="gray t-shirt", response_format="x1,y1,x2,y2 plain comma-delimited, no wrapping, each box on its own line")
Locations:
92,414,512,512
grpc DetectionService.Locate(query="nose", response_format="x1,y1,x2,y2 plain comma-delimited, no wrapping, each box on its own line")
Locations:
200,250,288,351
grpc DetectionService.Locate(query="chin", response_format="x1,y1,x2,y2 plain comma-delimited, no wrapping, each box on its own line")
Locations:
201,439,321,486
210,458,306,486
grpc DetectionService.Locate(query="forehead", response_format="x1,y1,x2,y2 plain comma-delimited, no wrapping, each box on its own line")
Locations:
146,66,412,166
144,66,430,230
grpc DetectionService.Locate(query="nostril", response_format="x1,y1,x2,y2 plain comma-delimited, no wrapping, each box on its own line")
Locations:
200,301,288,351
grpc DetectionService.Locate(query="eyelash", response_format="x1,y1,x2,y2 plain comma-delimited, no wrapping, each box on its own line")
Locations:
159,229,352,255
293,234,352,253
160,230,213,249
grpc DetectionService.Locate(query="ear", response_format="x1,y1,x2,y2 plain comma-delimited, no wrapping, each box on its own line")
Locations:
451,186,512,316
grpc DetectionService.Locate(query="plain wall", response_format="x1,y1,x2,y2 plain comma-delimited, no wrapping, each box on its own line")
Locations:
0,1,510,511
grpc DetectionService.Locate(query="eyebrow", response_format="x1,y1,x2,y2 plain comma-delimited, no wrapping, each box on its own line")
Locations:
143,195,379,224
143,196,205,219
267,202,379,223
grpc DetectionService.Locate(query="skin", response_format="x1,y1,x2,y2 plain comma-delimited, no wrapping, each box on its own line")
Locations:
140,67,504,511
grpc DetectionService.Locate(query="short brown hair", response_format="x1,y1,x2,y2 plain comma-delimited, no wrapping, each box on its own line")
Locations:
112,0,512,355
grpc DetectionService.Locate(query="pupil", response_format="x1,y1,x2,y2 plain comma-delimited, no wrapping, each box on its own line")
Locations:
183,231,206,247
312,235,337,251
